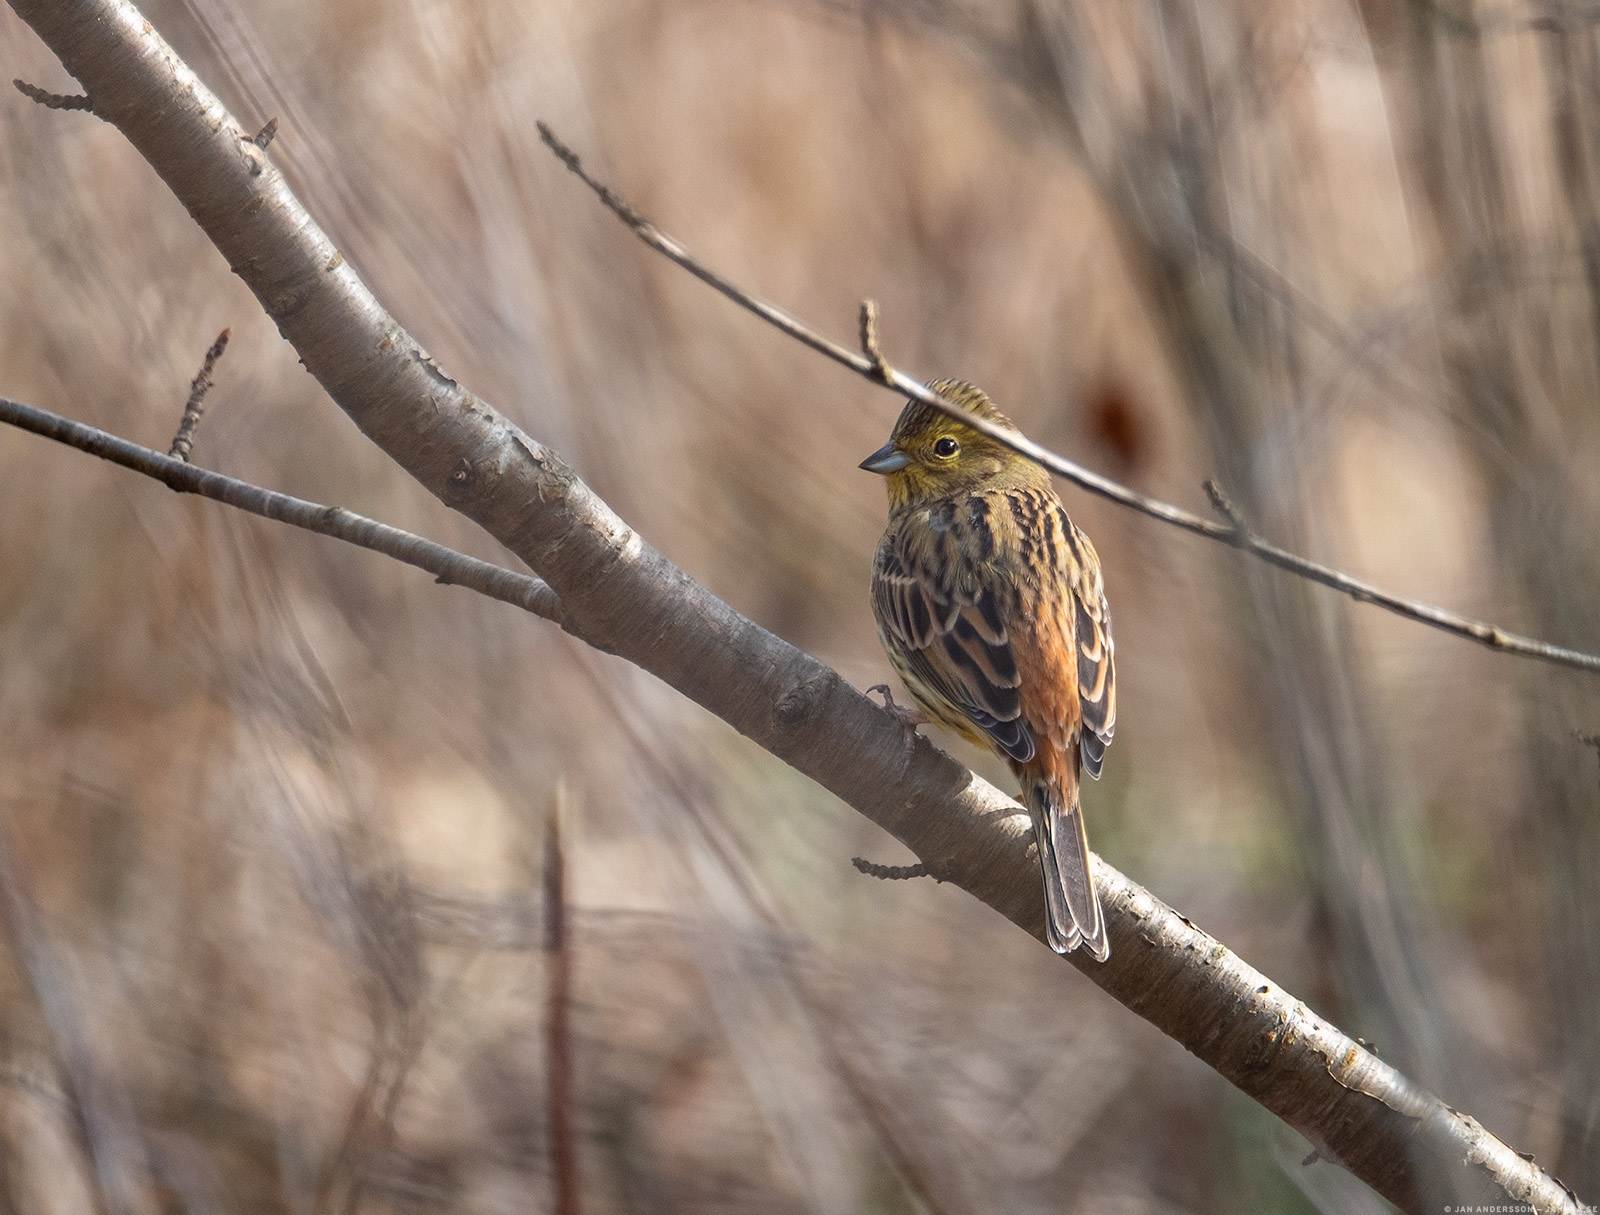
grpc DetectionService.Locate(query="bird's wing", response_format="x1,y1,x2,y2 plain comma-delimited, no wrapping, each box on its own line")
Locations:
951,493,1115,782
1068,519,1116,779
873,506,1035,764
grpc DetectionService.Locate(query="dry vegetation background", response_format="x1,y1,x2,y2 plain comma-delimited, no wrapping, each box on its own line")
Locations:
2,0,1599,1211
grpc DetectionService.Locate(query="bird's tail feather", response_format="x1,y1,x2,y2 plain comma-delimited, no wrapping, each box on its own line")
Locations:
1025,776,1109,962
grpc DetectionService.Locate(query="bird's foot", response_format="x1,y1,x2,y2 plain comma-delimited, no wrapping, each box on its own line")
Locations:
867,684,927,751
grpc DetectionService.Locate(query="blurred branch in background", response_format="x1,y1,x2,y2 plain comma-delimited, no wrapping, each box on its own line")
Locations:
543,788,581,1215
0,808,155,1212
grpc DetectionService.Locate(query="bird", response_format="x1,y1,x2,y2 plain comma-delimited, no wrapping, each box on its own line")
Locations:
860,380,1116,960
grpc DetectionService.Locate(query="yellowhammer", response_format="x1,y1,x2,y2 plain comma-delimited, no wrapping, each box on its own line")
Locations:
861,380,1116,960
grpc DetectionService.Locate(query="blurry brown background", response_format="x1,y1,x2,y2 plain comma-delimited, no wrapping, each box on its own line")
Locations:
2,0,1598,1211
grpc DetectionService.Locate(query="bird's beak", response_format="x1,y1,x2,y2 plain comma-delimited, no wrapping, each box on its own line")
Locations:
859,442,910,474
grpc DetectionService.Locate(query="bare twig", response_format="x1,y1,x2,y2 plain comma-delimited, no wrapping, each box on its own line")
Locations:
536,122,1600,679
858,298,890,381
543,789,580,1215
1202,477,1248,535
13,78,91,110
0,395,564,623
168,327,229,461
850,857,943,882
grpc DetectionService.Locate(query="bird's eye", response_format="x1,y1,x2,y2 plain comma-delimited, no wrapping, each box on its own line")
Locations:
933,437,959,458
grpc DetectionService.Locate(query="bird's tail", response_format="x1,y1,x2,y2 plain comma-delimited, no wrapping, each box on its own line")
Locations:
1024,772,1110,962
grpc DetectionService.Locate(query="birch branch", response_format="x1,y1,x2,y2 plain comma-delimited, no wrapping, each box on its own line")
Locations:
1,2,1585,1211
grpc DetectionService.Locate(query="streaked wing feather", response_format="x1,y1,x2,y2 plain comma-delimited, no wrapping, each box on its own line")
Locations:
1070,522,1116,780
875,525,1035,764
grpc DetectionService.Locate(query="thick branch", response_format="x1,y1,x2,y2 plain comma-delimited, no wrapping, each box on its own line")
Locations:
2,2,1583,1211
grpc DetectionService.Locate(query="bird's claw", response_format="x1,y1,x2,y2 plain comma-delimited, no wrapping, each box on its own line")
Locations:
867,684,927,752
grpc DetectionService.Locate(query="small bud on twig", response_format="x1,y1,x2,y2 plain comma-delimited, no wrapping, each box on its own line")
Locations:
168,328,231,462
859,299,891,383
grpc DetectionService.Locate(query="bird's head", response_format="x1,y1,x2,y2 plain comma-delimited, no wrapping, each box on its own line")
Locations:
859,379,1045,509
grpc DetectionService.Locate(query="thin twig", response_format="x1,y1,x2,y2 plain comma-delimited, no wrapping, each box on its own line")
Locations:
13,78,92,110
1203,477,1248,535
543,788,580,1215
0,395,564,622
168,327,230,461
858,298,890,381
536,122,1600,678
850,857,944,882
